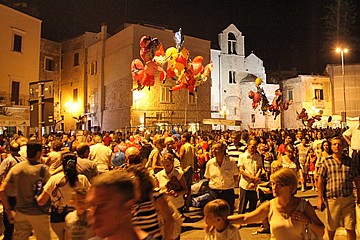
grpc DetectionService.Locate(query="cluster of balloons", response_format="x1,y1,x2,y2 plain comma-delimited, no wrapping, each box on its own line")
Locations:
248,78,292,119
296,108,323,128
130,36,166,90
268,89,293,119
248,77,269,113
130,29,213,92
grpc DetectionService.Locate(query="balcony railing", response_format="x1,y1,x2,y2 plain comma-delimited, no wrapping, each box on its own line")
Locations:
0,94,29,106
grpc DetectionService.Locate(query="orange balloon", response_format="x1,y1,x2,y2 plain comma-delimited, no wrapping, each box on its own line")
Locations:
131,59,144,81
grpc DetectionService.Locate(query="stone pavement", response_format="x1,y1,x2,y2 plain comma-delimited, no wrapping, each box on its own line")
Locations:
180,188,360,240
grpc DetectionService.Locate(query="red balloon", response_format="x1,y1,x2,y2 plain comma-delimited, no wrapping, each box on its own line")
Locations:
155,44,165,57
131,59,144,82
191,56,204,75
144,61,157,75
172,83,185,91
254,92,261,103
142,74,155,86
140,36,151,48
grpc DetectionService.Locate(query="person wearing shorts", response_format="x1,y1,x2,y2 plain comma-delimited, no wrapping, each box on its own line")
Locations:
317,137,360,240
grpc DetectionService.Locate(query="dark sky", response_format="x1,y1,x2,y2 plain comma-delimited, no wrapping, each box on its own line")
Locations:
30,0,359,74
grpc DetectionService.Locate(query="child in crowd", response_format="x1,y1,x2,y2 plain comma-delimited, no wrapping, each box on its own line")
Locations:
307,148,317,191
65,188,94,240
204,199,241,240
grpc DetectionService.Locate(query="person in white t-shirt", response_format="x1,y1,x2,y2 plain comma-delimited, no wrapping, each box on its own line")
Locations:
343,117,360,171
204,199,241,240
238,139,263,214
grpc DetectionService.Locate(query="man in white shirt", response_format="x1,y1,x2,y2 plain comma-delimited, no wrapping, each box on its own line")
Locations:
238,139,263,214
343,117,360,171
89,135,112,174
205,142,239,214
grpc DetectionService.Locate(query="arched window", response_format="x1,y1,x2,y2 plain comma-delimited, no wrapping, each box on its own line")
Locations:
228,33,237,54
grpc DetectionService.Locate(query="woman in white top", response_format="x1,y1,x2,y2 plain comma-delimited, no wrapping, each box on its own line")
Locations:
37,152,91,240
156,153,188,212
312,131,325,158
281,144,302,179
228,168,324,239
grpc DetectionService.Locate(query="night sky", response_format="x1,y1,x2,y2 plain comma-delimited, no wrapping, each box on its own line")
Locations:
27,0,360,74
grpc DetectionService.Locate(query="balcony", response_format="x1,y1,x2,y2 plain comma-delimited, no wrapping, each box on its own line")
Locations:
0,94,29,106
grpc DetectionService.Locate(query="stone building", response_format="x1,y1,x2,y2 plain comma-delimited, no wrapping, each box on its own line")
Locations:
60,31,101,131
0,4,41,135
35,38,61,132
210,24,280,130
58,23,211,132
281,75,333,129
326,63,360,119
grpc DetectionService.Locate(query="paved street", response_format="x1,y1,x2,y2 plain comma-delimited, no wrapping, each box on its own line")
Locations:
181,188,360,240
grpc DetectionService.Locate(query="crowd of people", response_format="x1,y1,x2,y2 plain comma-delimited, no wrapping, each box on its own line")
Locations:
0,122,357,239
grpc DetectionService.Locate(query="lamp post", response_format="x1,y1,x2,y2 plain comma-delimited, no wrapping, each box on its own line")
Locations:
336,48,348,127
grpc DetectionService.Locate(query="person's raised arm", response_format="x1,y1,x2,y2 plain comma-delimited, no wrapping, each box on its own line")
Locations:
228,201,270,224
36,190,50,206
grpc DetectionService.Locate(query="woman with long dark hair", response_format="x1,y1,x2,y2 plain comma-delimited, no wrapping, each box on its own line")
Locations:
127,165,175,240
37,152,91,240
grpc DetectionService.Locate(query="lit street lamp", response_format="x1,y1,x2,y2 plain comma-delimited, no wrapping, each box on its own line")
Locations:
336,47,348,127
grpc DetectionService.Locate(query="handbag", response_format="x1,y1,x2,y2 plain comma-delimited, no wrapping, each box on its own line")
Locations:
50,205,73,223
50,177,74,223
300,199,322,240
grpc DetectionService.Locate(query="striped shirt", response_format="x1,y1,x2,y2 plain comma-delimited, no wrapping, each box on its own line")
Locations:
318,155,360,199
227,142,246,163
132,190,163,240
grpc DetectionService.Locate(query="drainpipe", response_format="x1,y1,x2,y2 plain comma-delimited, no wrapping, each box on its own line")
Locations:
99,23,107,131
83,47,88,130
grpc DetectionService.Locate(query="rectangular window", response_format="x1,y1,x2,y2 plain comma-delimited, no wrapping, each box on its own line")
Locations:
11,81,20,105
229,71,236,84
73,88,78,102
288,90,293,101
251,114,255,123
90,61,97,75
13,34,22,52
188,93,196,105
160,86,172,103
74,52,79,66
228,40,237,54
156,112,163,120
314,89,324,100
45,57,54,71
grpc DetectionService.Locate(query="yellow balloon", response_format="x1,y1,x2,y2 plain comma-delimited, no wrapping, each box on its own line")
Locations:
165,47,178,61
255,77,262,86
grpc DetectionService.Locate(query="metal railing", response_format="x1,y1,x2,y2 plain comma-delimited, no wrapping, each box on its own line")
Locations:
0,94,29,106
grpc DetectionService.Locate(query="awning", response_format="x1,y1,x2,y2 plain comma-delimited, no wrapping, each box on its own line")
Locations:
202,118,242,126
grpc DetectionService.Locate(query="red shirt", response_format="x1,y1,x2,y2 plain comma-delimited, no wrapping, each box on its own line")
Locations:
103,136,112,146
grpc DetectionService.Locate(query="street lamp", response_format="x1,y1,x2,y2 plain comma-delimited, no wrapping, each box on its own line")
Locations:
336,47,348,127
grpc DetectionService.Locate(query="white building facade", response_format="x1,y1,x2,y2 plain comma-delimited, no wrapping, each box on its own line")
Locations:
282,75,333,129
211,24,280,130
